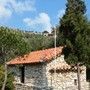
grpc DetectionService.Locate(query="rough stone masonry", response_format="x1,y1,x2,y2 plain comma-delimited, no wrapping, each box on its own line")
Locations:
9,55,90,90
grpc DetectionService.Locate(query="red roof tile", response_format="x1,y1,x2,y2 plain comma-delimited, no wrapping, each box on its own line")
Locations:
7,47,63,65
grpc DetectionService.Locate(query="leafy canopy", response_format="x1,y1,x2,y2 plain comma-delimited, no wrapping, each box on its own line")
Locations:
0,26,30,63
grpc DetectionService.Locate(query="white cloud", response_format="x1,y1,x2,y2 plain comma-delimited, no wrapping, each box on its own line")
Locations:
0,5,12,19
23,13,52,32
9,0,36,12
57,9,65,18
0,0,35,19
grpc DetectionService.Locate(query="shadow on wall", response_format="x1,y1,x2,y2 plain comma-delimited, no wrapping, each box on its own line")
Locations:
25,63,53,90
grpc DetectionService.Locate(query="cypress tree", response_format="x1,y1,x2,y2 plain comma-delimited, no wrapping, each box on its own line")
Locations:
59,0,90,66
58,0,90,90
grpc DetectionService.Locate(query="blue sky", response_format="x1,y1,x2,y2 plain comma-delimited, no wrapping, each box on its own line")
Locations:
0,0,90,32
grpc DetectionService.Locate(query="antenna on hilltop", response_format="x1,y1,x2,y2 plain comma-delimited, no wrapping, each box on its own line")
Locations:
54,26,57,88
54,27,57,60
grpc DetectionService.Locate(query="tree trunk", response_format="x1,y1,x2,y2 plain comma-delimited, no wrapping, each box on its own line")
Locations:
2,62,7,90
77,63,81,90
1,46,8,90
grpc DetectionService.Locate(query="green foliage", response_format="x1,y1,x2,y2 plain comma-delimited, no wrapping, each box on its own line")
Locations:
0,26,31,90
0,26,54,89
0,26,54,63
23,32,54,51
58,0,90,65
0,26,30,63
0,66,14,90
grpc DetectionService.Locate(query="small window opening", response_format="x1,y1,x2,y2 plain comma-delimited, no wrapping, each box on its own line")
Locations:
56,69,61,73
20,66,25,83
49,69,55,74
86,68,90,82
74,79,77,85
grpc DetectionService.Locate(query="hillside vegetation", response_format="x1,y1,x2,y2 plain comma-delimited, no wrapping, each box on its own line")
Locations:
0,26,54,90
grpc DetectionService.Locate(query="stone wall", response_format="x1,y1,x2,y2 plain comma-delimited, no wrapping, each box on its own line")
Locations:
9,55,90,90
14,83,52,90
8,66,21,83
25,64,48,87
46,55,90,90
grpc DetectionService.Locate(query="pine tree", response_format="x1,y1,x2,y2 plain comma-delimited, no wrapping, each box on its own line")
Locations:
58,0,90,90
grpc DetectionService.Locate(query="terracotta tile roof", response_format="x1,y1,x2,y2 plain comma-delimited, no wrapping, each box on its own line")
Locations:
7,47,63,65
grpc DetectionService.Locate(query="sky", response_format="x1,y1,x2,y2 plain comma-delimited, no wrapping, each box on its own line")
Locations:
0,0,90,32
